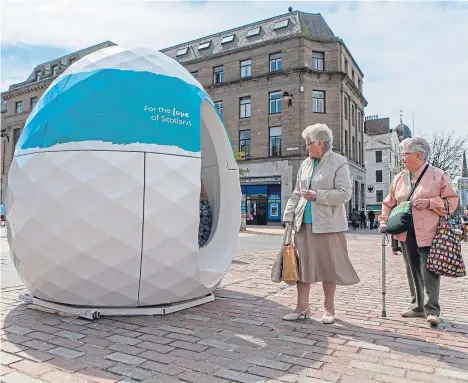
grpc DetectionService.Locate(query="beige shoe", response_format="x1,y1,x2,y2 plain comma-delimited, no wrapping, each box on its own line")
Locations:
322,310,335,324
426,315,441,325
282,309,311,321
401,309,426,318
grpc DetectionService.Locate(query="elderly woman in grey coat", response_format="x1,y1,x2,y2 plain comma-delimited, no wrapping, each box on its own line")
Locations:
282,123,360,324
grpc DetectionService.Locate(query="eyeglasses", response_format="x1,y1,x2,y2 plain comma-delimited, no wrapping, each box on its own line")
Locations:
400,151,419,158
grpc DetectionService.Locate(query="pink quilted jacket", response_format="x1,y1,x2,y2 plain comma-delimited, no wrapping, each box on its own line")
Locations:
379,162,459,247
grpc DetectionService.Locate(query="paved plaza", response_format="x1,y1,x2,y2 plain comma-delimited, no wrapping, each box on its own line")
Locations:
1,231,468,383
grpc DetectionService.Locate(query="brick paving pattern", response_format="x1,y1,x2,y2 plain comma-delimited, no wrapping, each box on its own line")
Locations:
1,235,468,382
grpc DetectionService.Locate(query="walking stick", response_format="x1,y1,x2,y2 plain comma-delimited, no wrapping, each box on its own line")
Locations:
381,232,388,317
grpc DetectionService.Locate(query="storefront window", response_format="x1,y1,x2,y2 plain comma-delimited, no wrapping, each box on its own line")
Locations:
241,184,281,225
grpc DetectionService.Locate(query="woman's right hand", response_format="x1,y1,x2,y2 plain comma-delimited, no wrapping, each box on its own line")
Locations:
378,224,387,233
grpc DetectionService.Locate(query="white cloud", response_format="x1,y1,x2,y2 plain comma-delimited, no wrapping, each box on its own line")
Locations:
0,65,28,93
2,0,467,137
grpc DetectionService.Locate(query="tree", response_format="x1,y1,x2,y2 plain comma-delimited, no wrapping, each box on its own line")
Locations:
233,146,248,230
425,132,467,180
233,146,248,177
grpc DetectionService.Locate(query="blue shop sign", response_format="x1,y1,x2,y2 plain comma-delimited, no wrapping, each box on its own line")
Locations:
241,185,268,196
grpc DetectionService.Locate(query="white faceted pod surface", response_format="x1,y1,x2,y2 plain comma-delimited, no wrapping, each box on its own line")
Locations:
6,46,241,307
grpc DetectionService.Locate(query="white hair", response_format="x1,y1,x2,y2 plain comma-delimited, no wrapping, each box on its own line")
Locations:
301,123,333,151
400,137,430,160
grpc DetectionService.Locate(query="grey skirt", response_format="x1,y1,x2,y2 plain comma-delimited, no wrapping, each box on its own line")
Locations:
294,224,360,285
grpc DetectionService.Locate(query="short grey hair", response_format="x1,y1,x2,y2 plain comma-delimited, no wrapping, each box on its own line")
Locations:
301,123,333,151
400,137,430,160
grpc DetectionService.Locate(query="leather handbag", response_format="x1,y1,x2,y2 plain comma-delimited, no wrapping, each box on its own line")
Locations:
281,224,298,285
385,164,429,235
271,223,298,285
427,200,466,278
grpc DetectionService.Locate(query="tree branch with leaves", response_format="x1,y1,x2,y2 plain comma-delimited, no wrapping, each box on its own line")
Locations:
234,146,248,177
424,132,467,181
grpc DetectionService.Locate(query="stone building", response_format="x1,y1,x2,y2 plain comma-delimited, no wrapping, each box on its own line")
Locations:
363,115,411,215
162,9,367,224
1,41,116,203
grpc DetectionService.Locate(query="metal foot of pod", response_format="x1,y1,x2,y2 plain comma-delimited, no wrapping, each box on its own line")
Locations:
19,293,215,320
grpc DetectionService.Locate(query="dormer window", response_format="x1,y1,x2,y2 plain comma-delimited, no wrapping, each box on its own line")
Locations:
246,27,261,37
35,70,41,81
177,47,189,56
274,19,289,30
52,64,59,76
198,41,211,50
221,35,235,44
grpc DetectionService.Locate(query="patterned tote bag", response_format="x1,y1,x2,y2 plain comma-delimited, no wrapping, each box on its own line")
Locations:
427,200,466,278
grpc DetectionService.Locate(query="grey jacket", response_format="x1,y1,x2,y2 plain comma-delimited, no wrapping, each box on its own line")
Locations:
283,150,352,233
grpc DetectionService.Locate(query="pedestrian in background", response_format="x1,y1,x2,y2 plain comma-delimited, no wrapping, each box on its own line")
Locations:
350,209,359,230
379,137,458,325
368,210,375,229
282,123,360,324
359,209,366,229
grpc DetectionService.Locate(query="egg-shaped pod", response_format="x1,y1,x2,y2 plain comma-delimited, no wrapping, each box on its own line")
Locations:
5,46,241,311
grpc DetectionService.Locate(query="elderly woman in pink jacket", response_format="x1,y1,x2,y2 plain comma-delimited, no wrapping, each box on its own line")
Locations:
379,137,459,325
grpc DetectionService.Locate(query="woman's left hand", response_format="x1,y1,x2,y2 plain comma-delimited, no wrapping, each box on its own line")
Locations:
302,189,317,201
413,198,430,210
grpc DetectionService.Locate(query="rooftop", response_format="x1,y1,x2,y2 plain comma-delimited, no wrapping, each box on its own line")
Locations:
2,41,116,94
161,10,337,63
364,116,390,136
394,121,412,141
364,132,397,150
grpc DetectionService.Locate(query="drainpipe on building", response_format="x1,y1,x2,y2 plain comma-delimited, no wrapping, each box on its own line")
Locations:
298,69,304,158
0,133,8,204
339,43,348,215
338,43,344,157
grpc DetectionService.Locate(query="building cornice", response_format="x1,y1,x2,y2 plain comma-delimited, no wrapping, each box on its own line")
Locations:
348,161,367,173
339,40,364,78
2,79,54,100
240,154,302,163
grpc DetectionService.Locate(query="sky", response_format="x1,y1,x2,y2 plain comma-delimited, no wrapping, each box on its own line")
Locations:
1,0,468,138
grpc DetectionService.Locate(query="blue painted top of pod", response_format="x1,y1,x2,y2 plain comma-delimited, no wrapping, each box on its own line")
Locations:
15,48,221,156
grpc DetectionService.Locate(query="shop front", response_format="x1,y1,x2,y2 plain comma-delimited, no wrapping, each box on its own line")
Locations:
241,184,281,225
366,203,382,216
